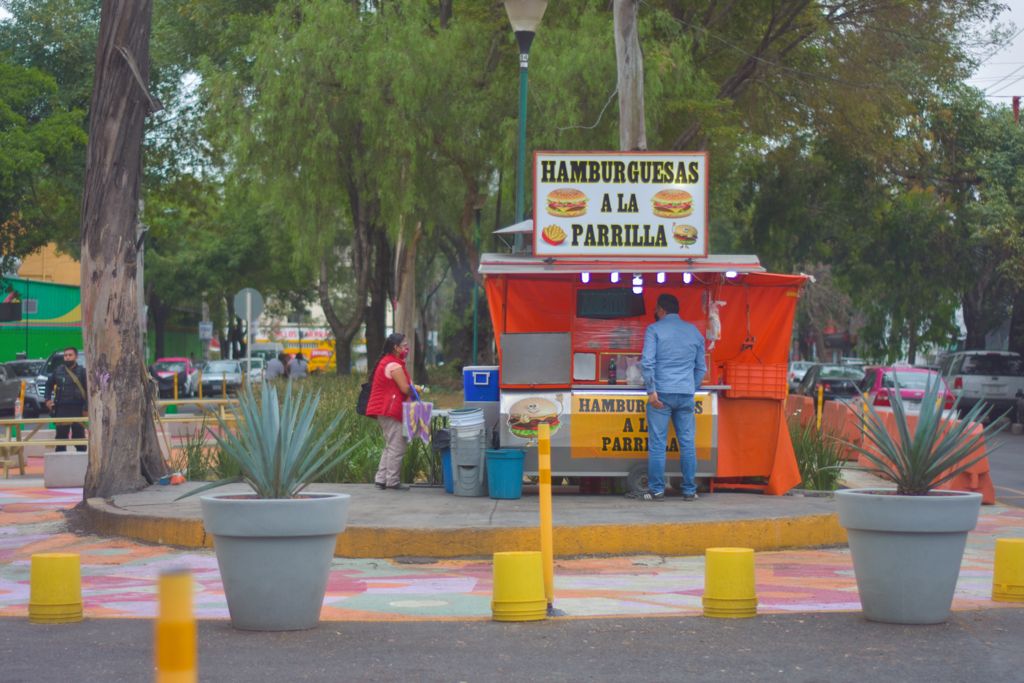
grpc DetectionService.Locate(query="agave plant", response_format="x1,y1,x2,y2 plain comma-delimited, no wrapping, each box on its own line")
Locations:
179,383,360,499
848,376,1005,495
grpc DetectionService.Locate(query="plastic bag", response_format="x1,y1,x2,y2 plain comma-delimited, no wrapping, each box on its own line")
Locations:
402,387,432,444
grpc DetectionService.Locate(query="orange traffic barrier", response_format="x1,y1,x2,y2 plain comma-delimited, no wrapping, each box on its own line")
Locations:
785,395,814,427
822,401,861,461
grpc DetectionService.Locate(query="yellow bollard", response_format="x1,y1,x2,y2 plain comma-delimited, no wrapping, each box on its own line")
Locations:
173,373,179,401
992,538,1024,603
816,384,824,430
491,551,547,622
197,371,203,399
537,422,554,607
29,553,82,624
155,569,197,683
702,547,758,618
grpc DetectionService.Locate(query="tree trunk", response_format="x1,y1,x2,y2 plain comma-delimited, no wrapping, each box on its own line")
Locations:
80,0,166,498
1008,289,1024,357
364,227,391,365
907,322,918,365
962,288,988,350
394,223,421,375
318,252,363,376
614,0,646,152
149,295,168,359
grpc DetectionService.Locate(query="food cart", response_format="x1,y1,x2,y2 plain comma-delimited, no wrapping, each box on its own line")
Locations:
477,151,808,495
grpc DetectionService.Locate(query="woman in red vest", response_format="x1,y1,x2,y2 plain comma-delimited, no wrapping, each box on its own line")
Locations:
365,333,413,490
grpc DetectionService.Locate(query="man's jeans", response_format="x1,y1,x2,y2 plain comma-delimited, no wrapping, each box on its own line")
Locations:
646,393,697,495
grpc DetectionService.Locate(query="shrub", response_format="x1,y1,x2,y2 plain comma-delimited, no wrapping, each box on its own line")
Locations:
789,418,845,491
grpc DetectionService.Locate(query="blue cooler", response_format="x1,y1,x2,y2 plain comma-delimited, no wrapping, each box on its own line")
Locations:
462,366,499,402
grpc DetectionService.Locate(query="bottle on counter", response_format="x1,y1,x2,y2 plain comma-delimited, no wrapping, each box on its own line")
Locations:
608,357,617,385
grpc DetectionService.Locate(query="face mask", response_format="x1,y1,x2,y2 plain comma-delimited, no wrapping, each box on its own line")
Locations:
398,348,409,360
64,359,76,368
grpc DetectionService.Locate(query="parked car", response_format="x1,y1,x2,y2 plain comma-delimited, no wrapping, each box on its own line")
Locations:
239,357,265,384
795,363,865,402
201,360,244,396
6,359,45,378
0,362,45,417
858,366,955,412
787,360,815,391
150,357,200,398
938,350,1024,419
35,350,87,407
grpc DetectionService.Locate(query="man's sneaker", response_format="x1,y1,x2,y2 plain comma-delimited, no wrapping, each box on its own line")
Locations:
682,492,699,501
388,483,411,491
626,489,665,502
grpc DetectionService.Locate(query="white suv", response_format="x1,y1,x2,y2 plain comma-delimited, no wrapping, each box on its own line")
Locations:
938,350,1024,420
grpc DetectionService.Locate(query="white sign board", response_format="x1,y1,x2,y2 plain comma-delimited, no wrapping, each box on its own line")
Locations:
533,151,708,258
198,321,213,340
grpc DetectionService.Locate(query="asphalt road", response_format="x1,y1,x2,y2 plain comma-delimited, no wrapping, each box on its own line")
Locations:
2,611,1022,682
989,431,1024,507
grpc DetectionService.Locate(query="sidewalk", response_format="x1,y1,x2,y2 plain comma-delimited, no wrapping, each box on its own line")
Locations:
1,465,1022,622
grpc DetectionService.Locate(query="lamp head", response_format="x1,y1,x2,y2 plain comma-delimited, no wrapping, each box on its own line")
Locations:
504,0,549,33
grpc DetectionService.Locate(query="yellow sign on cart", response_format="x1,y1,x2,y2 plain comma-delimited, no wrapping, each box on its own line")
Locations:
570,392,714,460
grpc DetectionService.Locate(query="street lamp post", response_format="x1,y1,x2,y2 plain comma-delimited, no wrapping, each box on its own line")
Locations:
504,0,548,252
472,207,482,365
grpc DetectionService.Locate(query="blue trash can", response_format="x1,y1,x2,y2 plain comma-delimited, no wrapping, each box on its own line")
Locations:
441,448,453,494
486,449,525,500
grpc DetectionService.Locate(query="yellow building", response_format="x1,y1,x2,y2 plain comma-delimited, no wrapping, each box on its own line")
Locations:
18,244,80,286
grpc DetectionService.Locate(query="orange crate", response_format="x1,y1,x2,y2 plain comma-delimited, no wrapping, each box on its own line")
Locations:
723,362,787,400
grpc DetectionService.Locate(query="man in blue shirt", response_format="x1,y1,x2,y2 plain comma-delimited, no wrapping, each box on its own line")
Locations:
637,294,706,501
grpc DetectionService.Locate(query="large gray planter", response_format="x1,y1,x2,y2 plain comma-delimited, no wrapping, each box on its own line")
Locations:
836,488,981,625
200,492,350,631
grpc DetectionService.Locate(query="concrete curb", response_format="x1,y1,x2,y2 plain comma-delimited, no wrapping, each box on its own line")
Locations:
83,497,847,558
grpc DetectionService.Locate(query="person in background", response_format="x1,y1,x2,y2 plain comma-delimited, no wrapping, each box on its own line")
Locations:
365,334,413,491
44,347,88,452
637,294,706,502
265,353,286,380
288,352,309,379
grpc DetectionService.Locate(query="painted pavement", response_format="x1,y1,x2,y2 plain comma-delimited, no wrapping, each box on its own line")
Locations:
1,474,1023,622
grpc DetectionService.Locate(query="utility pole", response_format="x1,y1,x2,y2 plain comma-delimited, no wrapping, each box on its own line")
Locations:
614,0,647,151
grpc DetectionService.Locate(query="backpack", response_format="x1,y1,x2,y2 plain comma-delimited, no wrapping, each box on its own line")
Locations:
355,381,372,417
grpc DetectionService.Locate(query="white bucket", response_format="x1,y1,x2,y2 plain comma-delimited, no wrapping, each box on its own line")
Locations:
449,408,485,429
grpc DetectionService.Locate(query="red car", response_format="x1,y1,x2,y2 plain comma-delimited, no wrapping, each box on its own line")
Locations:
150,357,199,397
859,366,954,411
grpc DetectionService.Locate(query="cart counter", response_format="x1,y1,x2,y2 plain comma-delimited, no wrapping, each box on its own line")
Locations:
499,388,718,482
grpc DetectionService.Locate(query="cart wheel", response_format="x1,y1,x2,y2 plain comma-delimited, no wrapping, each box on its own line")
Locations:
626,463,648,494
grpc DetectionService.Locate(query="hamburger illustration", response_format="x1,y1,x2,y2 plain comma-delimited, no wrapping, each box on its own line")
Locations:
546,188,588,218
507,397,562,440
651,189,694,218
673,224,698,246
541,224,567,246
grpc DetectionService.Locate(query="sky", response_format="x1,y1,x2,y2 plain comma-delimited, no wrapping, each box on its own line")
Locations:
966,0,1024,103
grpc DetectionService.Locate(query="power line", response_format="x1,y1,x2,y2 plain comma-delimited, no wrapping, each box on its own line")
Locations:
976,27,1024,67
989,73,1024,96
645,1,878,90
985,63,1024,93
